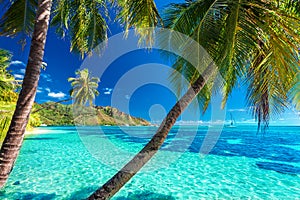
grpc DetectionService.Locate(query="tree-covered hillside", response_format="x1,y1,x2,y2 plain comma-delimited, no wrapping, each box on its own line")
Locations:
34,102,150,126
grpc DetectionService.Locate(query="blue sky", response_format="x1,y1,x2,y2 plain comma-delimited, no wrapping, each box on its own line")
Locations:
0,1,299,126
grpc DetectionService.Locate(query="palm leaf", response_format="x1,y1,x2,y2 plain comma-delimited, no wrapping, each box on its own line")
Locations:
51,0,108,57
114,0,162,46
164,0,299,131
0,0,37,46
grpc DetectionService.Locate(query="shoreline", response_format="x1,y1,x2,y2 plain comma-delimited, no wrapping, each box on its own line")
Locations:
24,123,300,136
25,128,51,135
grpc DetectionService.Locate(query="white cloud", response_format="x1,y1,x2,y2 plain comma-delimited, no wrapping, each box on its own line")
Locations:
48,92,66,98
228,108,247,112
125,95,130,100
10,60,26,66
41,73,52,82
175,120,204,125
45,88,51,93
239,119,256,124
37,89,42,93
19,68,26,74
103,88,113,95
14,74,24,79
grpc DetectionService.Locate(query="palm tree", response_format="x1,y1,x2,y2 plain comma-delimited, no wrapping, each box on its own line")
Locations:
68,68,100,106
68,68,100,126
88,0,300,199
0,0,161,188
0,0,53,188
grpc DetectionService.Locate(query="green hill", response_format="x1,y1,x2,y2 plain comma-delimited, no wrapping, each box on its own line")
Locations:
34,102,150,126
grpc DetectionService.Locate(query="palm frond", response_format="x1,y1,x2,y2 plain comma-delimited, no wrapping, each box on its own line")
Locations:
164,0,299,131
50,0,71,38
51,0,108,57
114,0,162,46
0,0,37,46
292,73,300,110
245,0,300,131
68,68,100,107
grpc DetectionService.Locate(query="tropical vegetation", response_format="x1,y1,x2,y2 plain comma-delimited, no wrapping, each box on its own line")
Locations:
0,0,161,188
0,0,299,199
34,102,150,126
68,68,100,107
89,0,300,198
0,49,15,143
0,49,40,144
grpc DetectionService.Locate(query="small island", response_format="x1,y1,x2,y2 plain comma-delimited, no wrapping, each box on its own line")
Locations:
35,102,151,126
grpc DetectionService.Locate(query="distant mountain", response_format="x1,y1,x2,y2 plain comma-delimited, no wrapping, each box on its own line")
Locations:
34,102,150,126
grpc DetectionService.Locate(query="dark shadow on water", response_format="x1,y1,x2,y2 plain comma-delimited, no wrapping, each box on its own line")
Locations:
186,130,300,163
68,186,98,199
79,128,300,164
256,161,300,175
0,191,56,200
67,187,175,200
24,137,57,141
114,191,176,200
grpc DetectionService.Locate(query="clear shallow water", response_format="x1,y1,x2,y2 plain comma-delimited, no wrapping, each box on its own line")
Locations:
0,125,300,199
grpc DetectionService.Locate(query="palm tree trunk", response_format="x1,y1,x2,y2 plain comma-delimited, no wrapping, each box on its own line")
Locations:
0,0,52,188
88,62,216,199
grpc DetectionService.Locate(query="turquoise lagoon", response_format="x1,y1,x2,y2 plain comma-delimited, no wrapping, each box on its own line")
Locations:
1,125,300,199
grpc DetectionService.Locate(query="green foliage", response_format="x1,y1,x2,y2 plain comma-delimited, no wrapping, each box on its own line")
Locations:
114,0,162,46
0,49,15,92
68,68,100,106
0,101,15,144
245,1,300,130
292,73,300,111
0,49,41,144
28,111,41,128
34,102,74,126
51,0,108,57
1,0,161,56
163,0,300,130
51,0,162,56
33,102,150,126
0,49,15,143
0,0,37,46
0,116,10,143
0,101,42,144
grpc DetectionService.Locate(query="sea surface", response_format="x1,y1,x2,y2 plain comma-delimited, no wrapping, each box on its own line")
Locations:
0,125,300,199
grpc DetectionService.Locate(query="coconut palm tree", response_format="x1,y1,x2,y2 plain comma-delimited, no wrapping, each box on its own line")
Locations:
0,0,161,188
0,0,52,188
68,68,100,106
88,0,300,199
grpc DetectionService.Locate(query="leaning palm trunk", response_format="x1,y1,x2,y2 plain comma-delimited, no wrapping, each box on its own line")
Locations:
0,0,52,188
88,63,216,199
